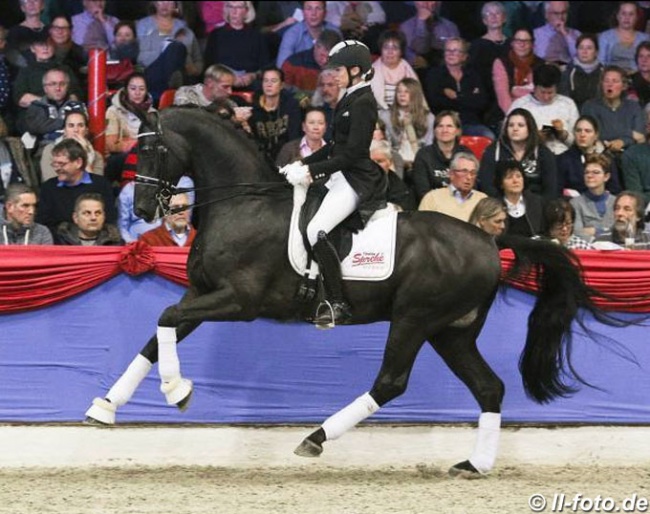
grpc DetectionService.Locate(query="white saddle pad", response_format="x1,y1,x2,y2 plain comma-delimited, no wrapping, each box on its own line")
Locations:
287,184,398,281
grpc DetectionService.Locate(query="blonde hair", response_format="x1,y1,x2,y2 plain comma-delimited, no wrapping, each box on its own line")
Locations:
389,78,430,139
469,197,507,227
223,1,256,25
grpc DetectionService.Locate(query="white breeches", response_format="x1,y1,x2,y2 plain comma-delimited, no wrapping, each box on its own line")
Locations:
306,171,359,246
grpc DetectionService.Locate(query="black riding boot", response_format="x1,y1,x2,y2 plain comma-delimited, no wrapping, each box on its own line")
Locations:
312,231,352,329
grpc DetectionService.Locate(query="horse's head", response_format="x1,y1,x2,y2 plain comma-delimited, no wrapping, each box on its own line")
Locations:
135,111,189,221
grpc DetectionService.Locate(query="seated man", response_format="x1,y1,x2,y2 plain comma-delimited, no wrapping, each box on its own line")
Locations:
593,190,650,249
0,183,52,245
55,192,122,245
36,138,116,233
139,192,196,247
72,0,120,51
20,68,86,145
418,151,486,222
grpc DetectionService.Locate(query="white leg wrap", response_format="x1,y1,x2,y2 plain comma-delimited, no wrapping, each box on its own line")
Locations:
321,392,380,441
157,326,180,383
85,397,117,425
105,354,153,407
469,412,501,474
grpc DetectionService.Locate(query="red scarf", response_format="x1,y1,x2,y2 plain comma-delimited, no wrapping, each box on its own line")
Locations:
508,50,536,86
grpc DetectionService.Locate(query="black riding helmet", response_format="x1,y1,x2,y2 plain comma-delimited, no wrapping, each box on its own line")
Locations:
326,39,373,80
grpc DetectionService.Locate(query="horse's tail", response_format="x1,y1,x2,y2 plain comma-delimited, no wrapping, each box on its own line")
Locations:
496,234,635,404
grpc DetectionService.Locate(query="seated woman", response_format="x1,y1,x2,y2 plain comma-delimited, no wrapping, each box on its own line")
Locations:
275,106,327,167
136,0,203,101
541,198,594,250
105,72,157,184
410,110,470,202
203,1,269,90
369,139,416,211
468,196,507,237
369,29,419,111
559,33,603,110
570,153,616,243
40,110,104,182
378,78,434,173
556,115,621,197
479,108,558,201
598,1,650,73
493,160,544,237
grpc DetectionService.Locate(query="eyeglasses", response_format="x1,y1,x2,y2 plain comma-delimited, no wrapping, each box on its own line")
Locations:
44,81,68,88
51,160,71,168
552,221,573,229
513,38,533,43
51,25,70,30
452,168,477,176
382,43,401,50
548,10,568,16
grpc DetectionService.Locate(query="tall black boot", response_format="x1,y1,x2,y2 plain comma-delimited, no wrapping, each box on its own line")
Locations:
312,231,352,329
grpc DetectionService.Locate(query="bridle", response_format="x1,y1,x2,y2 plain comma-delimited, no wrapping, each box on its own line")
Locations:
134,114,289,219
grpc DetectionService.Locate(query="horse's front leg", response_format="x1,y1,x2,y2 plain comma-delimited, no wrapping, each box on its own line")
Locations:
429,322,505,478
294,319,426,457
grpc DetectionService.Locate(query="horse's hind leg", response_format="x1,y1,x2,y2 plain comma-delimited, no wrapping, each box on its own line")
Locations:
84,318,201,425
295,319,425,457
429,320,504,478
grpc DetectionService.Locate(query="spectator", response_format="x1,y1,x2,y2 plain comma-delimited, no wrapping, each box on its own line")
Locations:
325,1,386,53
621,115,650,207
71,0,119,51
55,192,122,245
250,66,301,164
136,0,203,101
468,2,510,132
492,28,544,116
479,107,558,200
6,0,48,62
509,63,579,155
13,35,83,116
379,77,434,173
629,41,650,107
493,160,545,237
581,65,646,154
369,138,416,211
203,1,269,90
558,33,604,110
0,27,10,120
254,1,301,60
425,37,493,139
310,68,341,140
19,67,85,145
371,117,405,179
276,106,327,167
36,138,116,231
108,20,139,63
282,29,341,96
399,1,459,74
275,1,340,68
197,1,226,36
570,153,616,242
468,196,507,237
139,192,196,247
0,183,52,245
105,72,156,183
594,190,650,248
418,151,486,221
410,110,471,201
542,197,594,249
557,115,621,198
533,1,581,65
118,175,194,243
40,110,104,182
369,29,419,111
49,15,87,85
598,1,650,73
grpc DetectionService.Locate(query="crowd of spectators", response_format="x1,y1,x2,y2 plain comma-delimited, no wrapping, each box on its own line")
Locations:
1,0,650,251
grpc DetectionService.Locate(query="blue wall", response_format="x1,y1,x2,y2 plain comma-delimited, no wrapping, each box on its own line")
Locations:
1,275,648,424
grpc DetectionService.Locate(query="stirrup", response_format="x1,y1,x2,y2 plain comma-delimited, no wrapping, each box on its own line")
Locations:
313,300,351,330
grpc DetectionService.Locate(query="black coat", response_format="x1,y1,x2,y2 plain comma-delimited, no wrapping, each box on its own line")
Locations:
410,141,471,201
303,84,386,217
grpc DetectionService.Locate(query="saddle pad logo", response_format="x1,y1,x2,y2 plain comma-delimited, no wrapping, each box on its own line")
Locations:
352,252,385,267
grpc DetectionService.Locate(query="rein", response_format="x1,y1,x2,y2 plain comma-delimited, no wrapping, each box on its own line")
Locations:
136,119,287,217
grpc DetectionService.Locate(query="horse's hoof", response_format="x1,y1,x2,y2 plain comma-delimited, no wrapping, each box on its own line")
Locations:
175,387,193,412
448,460,484,479
161,377,193,408
294,438,323,458
84,397,116,426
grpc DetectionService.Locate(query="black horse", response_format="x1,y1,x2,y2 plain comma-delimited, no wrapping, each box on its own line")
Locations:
85,107,624,477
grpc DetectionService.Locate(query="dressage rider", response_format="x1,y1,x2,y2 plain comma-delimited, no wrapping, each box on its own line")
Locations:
280,40,387,328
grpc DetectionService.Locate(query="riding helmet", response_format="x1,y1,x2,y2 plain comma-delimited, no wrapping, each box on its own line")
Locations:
326,40,372,75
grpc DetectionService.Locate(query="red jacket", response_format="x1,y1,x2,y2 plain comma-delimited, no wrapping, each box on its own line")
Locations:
139,224,196,247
